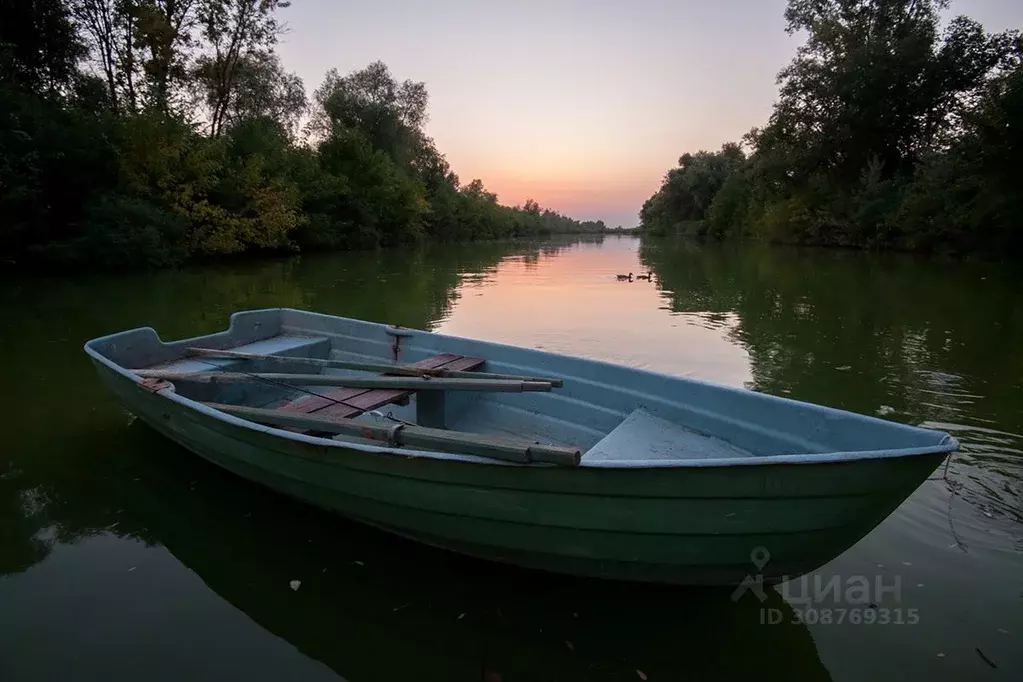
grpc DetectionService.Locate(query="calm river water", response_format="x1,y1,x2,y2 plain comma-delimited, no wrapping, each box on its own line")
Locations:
1,235,1019,681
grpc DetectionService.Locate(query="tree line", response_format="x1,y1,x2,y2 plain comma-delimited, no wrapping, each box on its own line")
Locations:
640,0,1022,256
0,1,607,271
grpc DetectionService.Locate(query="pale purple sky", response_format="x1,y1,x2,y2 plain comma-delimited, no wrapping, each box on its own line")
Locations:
277,0,1023,227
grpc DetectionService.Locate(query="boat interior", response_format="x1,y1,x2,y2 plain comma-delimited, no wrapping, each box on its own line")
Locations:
87,309,955,466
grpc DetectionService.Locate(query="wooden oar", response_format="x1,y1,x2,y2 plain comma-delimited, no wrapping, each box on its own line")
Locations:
185,347,564,387
134,370,553,392
204,402,581,467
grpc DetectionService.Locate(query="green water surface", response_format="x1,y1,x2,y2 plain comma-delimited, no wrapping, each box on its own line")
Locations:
1,236,1019,681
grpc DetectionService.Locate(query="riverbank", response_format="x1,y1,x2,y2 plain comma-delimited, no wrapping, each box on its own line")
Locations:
0,228,616,278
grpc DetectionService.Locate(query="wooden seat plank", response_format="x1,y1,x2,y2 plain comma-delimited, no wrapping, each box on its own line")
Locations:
275,353,485,429
339,356,485,412
437,356,489,372
278,387,372,415
278,354,461,415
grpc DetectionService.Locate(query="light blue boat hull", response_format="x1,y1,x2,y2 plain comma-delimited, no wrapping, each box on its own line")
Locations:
86,309,956,584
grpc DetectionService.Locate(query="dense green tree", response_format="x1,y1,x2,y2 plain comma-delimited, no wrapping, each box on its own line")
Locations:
0,86,119,264
0,0,84,93
215,50,305,136
310,61,428,163
135,0,198,113
72,0,200,114
896,63,1023,253
766,1,1016,185
641,0,1022,255
301,62,602,249
640,143,746,236
72,0,124,109
0,0,605,272
194,0,286,136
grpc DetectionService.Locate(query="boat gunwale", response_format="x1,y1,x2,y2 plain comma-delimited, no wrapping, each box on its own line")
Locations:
83,308,959,470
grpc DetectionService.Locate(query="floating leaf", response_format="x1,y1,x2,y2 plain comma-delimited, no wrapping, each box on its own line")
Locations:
975,648,997,669
289,580,301,591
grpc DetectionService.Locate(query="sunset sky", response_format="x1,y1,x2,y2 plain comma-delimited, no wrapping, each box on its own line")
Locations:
277,0,1023,227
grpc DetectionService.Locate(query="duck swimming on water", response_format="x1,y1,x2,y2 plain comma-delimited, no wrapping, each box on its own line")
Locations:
616,272,633,281
635,273,652,280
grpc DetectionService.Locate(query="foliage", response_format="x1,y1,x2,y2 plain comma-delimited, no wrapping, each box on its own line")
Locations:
56,194,189,268
705,171,751,239
0,82,117,264
0,0,602,272
0,0,84,93
193,0,287,136
303,61,605,249
640,143,746,237
896,64,1023,254
211,50,306,137
640,0,1023,256
309,60,428,164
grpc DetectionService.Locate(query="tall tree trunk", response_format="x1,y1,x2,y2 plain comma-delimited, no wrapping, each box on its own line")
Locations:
73,0,120,110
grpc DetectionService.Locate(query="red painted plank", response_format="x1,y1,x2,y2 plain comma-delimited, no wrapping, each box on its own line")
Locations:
277,387,372,414
302,354,465,414
338,355,485,412
275,353,483,424
306,402,363,420
289,353,482,435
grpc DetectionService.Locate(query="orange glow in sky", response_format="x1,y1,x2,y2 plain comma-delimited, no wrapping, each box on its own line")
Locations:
278,0,1023,227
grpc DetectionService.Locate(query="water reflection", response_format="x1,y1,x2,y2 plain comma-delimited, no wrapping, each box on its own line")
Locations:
0,240,550,579
639,238,1022,527
1,235,1020,681
70,423,828,681
436,236,753,386
0,482,52,575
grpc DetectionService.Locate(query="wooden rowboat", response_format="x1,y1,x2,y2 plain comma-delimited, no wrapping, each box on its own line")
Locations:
84,308,957,585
